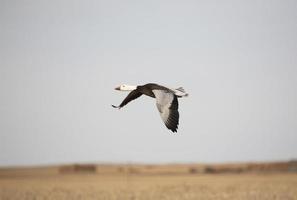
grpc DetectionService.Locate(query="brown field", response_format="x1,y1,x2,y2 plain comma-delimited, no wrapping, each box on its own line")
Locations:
0,163,297,200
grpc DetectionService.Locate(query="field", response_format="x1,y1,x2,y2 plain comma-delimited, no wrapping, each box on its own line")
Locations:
1,163,297,200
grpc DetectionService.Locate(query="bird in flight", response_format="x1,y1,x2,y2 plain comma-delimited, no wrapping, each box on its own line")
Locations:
112,83,188,132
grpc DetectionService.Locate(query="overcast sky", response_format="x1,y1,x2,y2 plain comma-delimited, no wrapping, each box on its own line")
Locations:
1,0,296,167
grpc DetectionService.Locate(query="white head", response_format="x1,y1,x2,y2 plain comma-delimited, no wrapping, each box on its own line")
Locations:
115,84,137,91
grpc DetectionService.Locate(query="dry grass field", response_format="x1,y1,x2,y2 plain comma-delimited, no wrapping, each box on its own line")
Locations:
1,172,297,200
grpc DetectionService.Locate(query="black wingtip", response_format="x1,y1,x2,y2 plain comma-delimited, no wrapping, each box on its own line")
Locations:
168,126,178,133
171,129,178,133
112,105,120,109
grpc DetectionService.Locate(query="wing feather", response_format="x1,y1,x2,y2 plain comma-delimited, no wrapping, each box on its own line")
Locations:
152,90,179,132
113,89,142,108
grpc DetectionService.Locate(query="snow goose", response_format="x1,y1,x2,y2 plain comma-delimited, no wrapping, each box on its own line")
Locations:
112,83,188,132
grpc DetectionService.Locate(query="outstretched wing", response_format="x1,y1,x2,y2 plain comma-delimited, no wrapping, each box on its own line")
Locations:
112,89,143,109
152,90,179,132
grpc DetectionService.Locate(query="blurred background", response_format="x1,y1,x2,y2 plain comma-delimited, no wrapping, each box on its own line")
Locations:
1,0,296,167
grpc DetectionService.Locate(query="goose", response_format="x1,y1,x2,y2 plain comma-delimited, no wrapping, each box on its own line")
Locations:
112,83,188,132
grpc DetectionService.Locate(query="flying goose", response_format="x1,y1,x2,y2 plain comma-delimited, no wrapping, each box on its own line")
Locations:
112,83,188,132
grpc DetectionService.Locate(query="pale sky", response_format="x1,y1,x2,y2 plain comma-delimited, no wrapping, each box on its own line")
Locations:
1,0,297,167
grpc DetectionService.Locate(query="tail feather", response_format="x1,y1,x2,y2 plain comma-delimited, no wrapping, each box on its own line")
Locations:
173,87,188,97
176,87,186,93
